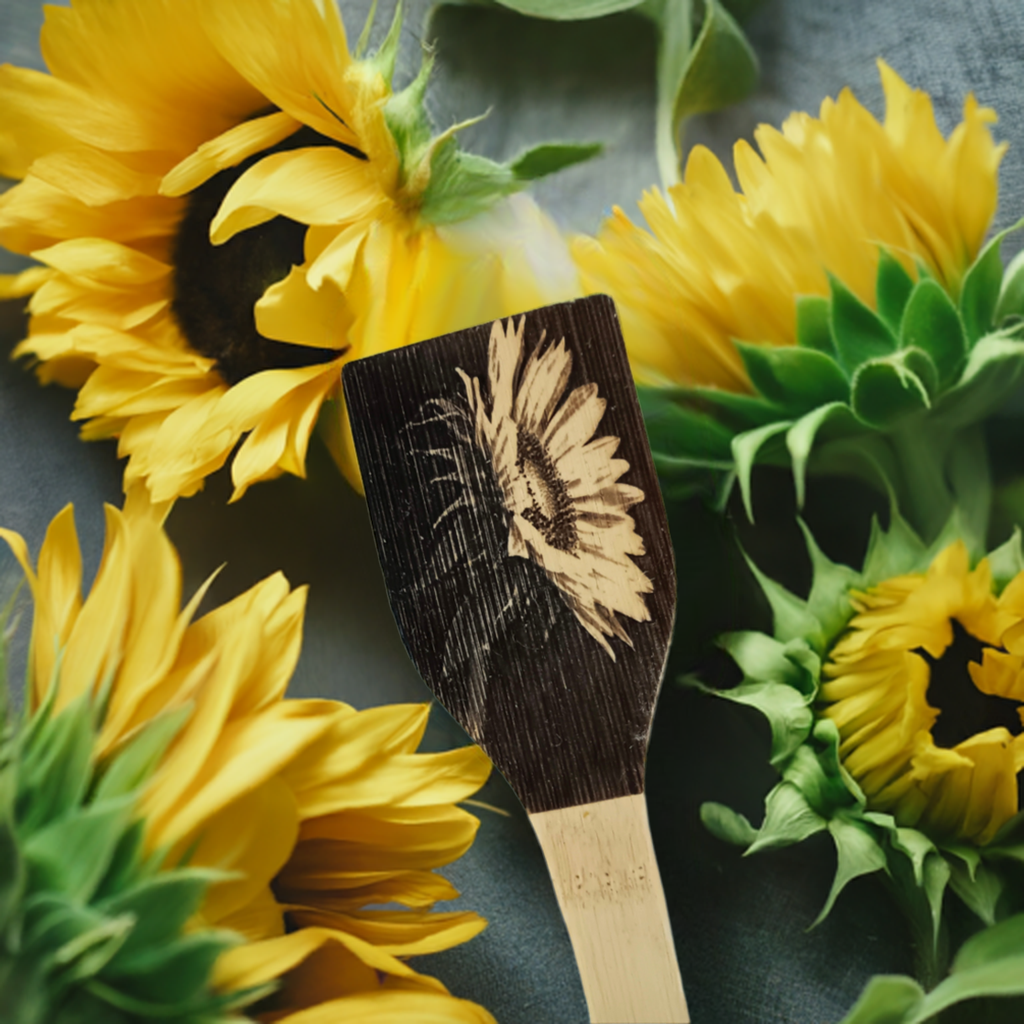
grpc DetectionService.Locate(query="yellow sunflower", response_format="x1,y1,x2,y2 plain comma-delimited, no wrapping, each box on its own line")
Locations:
0,502,495,1022
821,540,1024,847
0,0,581,503
573,61,1005,389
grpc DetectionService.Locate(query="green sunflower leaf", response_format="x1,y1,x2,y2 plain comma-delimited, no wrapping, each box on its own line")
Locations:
713,678,814,766
660,0,758,123
93,819,147,904
646,0,759,185
786,402,861,509
887,827,937,889
0,817,24,934
912,915,1024,1020
17,695,94,833
24,797,134,903
791,723,859,812
719,631,817,695
899,278,967,389
54,914,135,985
877,251,917,335
747,781,827,854
700,802,758,847
995,250,1024,325
953,913,1024,973
103,931,237,1005
949,856,1003,926
663,384,782,431
23,898,106,956
488,0,644,16
735,341,850,414
830,276,898,373
960,232,1006,345
796,294,837,356
637,389,735,461
509,142,604,180
798,519,861,647
741,548,821,646
937,334,1024,428
813,816,888,927
839,975,925,1024
733,421,792,520
93,705,192,803
850,349,934,428
100,870,224,971
861,507,929,584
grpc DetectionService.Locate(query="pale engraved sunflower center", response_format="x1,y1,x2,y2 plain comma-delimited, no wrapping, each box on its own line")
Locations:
516,426,578,553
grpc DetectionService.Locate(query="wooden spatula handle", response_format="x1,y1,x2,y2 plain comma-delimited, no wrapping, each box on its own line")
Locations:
529,794,689,1023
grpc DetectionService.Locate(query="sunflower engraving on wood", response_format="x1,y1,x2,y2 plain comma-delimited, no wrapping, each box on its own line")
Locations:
454,316,653,658
345,295,675,811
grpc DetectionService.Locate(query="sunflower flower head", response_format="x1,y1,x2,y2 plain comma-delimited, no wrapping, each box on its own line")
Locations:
574,63,1023,543
0,503,496,1023
700,508,1024,984
0,0,592,504
455,315,652,658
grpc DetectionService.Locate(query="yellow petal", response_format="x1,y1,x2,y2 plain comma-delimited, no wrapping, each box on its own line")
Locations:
199,0,362,152
32,239,171,287
191,776,297,934
255,265,352,349
0,266,52,299
29,147,164,207
40,0,263,155
161,110,302,197
210,147,384,245
58,505,132,708
275,990,496,1024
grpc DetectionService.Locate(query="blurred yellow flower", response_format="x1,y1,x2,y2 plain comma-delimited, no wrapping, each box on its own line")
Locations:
0,503,495,1022
821,541,1024,846
0,0,577,503
573,62,1004,389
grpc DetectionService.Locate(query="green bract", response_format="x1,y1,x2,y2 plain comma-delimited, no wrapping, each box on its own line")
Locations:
372,4,602,225
641,226,1024,544
698,510,1024,1005
0,639,262,1023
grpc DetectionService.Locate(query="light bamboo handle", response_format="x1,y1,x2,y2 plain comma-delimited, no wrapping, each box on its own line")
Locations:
529,793,690,1023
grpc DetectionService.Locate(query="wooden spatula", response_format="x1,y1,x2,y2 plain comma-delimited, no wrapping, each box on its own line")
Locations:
343,294,688,1023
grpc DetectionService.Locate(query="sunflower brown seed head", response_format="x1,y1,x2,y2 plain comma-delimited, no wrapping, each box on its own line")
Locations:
516,425,578,553
170,126,346,385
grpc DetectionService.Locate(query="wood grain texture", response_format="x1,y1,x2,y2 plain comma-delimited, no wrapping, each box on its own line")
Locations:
344,294,675,813
348,299,675,815
530,794,689,1023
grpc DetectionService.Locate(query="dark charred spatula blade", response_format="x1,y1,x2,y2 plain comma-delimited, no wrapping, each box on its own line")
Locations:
343,294,688,1023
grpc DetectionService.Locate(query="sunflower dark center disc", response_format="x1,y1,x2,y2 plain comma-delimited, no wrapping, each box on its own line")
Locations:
171,126,358,385
516,425,578,552
919,618,1023,748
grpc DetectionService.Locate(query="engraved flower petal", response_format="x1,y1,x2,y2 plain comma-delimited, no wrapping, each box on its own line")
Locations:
458,316,652,659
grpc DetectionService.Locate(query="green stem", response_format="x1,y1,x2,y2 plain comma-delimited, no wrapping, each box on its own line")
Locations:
641,0,691,189
888,425,957,544
880,872,950,992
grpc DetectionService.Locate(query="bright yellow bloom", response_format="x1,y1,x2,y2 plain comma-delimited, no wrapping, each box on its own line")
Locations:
573,62,1005,389
0,503,495,1022
0,0,577,502
820,542,1024,846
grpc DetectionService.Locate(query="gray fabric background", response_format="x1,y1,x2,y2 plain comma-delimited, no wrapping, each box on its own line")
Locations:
2,2,1024,1021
